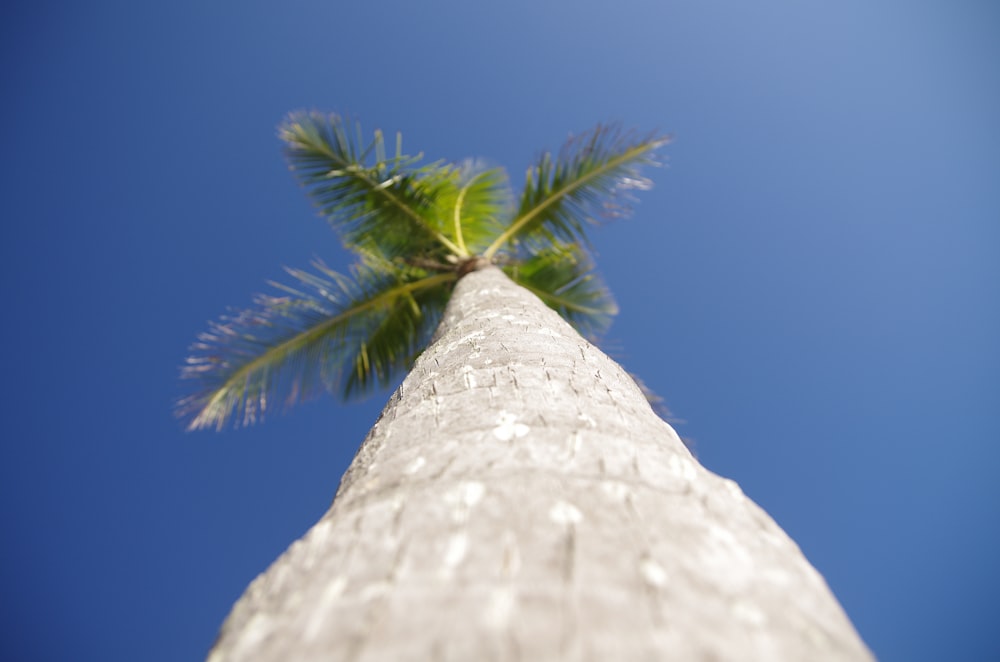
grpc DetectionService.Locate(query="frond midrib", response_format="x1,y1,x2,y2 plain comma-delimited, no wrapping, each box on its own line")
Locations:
451,172,489,257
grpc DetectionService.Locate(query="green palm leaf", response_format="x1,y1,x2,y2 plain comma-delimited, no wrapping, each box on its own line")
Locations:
430,160,513,255
484,125,669,259
178,260,455,430
281,112,464,259
504,244,618,338
341,272,451,397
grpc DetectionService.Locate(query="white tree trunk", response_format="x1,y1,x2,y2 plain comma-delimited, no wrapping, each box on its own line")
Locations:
207,266,873,661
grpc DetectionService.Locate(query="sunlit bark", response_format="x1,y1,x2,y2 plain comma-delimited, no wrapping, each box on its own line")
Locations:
208,266,872,661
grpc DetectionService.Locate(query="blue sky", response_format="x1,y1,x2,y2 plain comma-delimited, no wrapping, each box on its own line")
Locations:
1,1,997,659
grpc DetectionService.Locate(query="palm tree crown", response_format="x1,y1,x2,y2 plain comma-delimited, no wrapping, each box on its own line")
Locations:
179,112,669,431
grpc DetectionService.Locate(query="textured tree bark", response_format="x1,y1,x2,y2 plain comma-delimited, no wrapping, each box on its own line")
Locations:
207,266,873,661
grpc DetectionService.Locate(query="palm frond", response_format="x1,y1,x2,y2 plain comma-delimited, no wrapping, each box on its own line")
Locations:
504,244,618,338
280,112,463,258
484,125,669,259
429,160,513,255
178,261,456,430
341,272,451,397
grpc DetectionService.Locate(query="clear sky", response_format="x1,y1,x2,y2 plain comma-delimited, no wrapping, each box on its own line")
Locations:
1,1,997,660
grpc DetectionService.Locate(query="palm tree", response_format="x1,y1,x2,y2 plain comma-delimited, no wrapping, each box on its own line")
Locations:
182,113,873,660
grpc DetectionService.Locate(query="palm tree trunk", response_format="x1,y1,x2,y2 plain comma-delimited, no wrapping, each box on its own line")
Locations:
207,266,873,661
